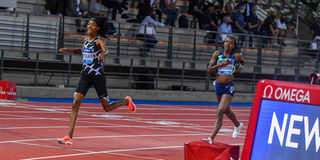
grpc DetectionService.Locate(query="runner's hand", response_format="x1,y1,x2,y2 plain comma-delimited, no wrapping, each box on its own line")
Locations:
98,54,105,61
220,60,231,66
59,48,67,53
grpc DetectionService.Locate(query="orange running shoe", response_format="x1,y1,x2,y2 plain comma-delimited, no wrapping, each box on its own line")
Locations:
57,135,73,145
125,96,136,113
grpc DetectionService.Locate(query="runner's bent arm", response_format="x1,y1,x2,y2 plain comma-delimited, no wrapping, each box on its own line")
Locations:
234,52,245,73
59,48,82,54
235,52,245,65
207,51,230,74
59,38,85,54
96,38,109,61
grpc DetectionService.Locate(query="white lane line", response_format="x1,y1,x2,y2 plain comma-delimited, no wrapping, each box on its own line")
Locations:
0,111,66,113
0,118,249,122
4,116,206,134
0,103,250,144
230,143,244,146
0,103,251,113
0,110,251,116
0,103,251,108
0,133,208,144
0,102,16,105
14,141,162,160
0,126,69,130
0,108,249,135
0,112,206,134
21,146,183,160
106,152,164,160
0,125,246,130
13,141,91,153
98,113,251,116
0,109,249,134
14,141,163,160
0,118,69,120
123,119,250,122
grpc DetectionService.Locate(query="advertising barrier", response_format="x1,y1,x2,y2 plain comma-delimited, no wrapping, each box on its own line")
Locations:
0,80,17,100
242,80,320,160
184,141,239,160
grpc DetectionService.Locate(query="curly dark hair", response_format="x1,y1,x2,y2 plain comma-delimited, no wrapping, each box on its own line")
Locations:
90,17,109,38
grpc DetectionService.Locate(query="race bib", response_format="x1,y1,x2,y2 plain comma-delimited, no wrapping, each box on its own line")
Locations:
218,63,234,75
82,48,94,64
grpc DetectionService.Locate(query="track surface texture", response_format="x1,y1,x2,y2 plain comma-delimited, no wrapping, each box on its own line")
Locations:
0,100,250,160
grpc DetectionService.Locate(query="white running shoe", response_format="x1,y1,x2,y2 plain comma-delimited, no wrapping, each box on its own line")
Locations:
232,122,243,138
202,137,213,144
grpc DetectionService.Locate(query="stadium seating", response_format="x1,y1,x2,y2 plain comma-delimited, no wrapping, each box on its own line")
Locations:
0,0,317,93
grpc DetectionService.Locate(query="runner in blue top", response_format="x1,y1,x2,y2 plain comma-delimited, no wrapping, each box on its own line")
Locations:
203,37,245,144
57,17,136,145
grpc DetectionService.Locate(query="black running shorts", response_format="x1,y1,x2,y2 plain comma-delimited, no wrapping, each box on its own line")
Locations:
75,74,108,98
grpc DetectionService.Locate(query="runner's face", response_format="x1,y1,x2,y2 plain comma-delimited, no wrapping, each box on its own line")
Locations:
224,38,235,51
87,20,100,35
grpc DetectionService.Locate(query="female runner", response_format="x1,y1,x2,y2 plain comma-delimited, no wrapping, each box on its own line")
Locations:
57,17,136,145
203,36,244,144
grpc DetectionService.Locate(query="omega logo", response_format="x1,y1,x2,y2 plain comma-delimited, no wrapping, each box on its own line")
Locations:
262,85,310,103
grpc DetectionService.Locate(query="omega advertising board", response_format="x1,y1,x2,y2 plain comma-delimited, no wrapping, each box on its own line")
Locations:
242,80,320,160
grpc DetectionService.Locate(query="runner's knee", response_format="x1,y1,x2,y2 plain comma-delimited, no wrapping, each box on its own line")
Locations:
72,92,83,109
217,108,226,116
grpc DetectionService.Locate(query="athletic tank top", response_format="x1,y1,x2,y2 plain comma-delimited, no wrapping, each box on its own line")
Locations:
81,36,104,76
216,51,236,75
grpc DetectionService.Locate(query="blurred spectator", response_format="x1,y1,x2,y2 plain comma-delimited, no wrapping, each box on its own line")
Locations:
308,36,320,65
151,0,163,23
285,14,296,38
232,4,247,47
159,0,179,27
0,0,16,11
202,0,220,12
260,10,279,47
122,0,129,10
235,0,253,21
88,0,104,17
45,0,64,15
46,0,88,17
129,0,162,24
201,0,209,12
309,36,320,52
224,0,235,16
75,0,89,33
178,14,189,28
276,14,287,46
214,0,223,10
130,0,143,8
218,16,232,43
213,0,225,20
64,0,78,16
187,0,203,28
246,5,261,47
309,18,320,51
200,4,220,44
312,18,320,39
136,9,165,57
200,3,219,30
101,0,129,20
136,0,154,23
75,0,89,17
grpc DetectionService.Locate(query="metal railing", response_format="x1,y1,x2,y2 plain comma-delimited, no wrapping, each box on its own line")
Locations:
0,12,60,58
0,51,260,92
